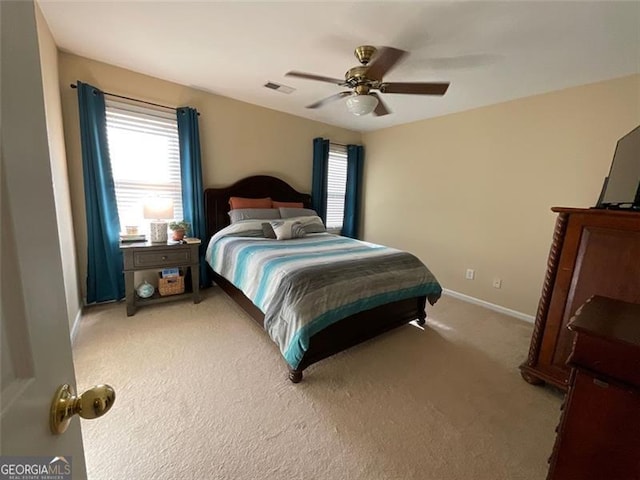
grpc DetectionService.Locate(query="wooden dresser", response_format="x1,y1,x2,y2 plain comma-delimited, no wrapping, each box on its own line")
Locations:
547,296,640,480
520,207,640,390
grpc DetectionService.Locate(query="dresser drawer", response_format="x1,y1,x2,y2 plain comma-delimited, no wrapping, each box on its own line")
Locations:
133,248,191,268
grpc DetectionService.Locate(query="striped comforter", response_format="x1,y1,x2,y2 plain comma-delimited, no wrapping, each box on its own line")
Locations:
206,219,442,368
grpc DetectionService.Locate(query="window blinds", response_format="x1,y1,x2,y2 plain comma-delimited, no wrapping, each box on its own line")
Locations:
105,99,183,227
326,144,348,230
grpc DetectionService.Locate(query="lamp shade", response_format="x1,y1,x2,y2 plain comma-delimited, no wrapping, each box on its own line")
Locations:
346,94,378,116
143,197,174,220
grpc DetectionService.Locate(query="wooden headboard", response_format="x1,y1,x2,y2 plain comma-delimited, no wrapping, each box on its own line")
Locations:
203,175,312,239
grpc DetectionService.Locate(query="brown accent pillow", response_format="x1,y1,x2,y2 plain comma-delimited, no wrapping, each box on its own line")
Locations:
272,200,304,208
229,197,272,210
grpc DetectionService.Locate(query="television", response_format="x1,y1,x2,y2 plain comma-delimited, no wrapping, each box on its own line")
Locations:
596,125,640,210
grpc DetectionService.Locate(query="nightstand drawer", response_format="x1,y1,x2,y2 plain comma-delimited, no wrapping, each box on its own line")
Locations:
133,249,191,268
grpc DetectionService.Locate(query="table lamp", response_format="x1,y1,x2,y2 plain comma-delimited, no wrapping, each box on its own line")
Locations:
144,197,174,243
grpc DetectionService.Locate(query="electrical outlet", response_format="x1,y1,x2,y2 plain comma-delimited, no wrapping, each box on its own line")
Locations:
465,269,475,280
493,278,502,289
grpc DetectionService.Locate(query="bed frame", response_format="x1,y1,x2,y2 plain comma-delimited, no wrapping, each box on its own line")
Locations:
204,175,427,383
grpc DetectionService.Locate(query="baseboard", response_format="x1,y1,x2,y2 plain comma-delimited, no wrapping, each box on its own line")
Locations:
70,308,82,344
442,289,535,323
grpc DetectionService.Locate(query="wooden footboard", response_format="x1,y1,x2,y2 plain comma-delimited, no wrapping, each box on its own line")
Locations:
212,269,427,382
296,294,427,373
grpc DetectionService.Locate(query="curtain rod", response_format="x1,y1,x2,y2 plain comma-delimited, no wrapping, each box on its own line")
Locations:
69,84,199,115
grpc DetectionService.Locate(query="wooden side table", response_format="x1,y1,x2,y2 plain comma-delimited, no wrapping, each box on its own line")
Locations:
120,241,201,316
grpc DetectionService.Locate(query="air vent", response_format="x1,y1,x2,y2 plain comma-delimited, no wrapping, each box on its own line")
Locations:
264,82,295,94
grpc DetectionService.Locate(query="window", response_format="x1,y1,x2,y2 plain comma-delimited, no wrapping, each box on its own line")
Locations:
326,144,348,232
105,99,182,231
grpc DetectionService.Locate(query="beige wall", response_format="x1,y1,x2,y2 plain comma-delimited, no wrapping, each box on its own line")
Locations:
56,48,639,315
362,74,640,316
57,52,361,300
35,6,81,331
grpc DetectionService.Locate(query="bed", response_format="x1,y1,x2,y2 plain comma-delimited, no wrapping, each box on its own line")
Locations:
204,175,442,382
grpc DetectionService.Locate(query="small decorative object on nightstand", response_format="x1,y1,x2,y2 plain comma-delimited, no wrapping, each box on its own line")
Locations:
182,237,201,244
169,220,190,241
136,280,154,299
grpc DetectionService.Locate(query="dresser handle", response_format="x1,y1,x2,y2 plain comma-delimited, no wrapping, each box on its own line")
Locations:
161,256,167,260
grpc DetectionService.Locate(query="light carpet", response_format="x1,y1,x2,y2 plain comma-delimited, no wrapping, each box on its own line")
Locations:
73,287,562,480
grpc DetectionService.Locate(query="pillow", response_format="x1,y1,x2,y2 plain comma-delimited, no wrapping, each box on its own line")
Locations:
229,196,272,210
270,219,306,240
229,208,280,223
261,222,276,239
279,207,319,219
272,200,304,208
300,216,326,234
263,218,321,238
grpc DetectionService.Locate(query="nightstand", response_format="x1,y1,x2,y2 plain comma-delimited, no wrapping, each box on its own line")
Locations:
120,241,201,316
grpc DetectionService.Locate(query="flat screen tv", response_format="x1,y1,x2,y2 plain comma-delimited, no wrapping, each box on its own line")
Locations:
596,125,640,210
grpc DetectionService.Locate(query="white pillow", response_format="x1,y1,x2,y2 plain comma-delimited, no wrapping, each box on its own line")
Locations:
270,219,306,240
299,215,326,234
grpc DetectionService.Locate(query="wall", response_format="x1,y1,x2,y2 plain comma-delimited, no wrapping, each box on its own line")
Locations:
57,53,361,300
362,74,640,316
35,5,81,332
56,50,638,316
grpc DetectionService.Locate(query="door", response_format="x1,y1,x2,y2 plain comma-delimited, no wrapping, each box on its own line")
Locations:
1,1,87,477
1,165,86,478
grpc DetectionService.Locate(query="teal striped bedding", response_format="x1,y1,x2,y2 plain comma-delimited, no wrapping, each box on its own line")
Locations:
206,219,442,368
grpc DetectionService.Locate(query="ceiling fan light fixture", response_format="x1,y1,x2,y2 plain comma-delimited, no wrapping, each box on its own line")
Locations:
290,45,449,117
346,94,378,116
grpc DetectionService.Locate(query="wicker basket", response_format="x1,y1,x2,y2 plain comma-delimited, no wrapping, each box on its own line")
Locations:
158,271,185,296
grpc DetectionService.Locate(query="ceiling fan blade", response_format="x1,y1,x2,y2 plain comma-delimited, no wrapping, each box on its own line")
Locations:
370,92,390,116
286,71,345,86
306,91,353,109
365,47,407,80
379,82,450,95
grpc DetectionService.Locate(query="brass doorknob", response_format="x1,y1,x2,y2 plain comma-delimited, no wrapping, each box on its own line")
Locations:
50,384,116,435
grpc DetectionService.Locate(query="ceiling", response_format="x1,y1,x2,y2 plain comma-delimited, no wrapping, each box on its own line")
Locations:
38,1,640,132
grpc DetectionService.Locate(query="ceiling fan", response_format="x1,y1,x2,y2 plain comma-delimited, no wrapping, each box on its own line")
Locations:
286,45,450,117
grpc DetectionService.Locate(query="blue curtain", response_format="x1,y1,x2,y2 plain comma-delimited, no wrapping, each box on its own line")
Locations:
76,81,124,303
343,145,364,239
177,107,209,288
311,137,330,223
